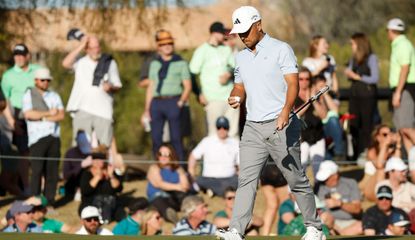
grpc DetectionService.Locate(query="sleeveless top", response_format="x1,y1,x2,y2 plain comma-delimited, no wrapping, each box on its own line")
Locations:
147,166,180,200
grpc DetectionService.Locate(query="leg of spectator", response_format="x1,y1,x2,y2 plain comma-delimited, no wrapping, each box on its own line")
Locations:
166,98,184,162
323,116,344,159
205,101,225,137
358,97,376,156
93,115,113,146
72,110,94,146
44,136,60,205
29,137,48,196
310,139,326,178
260,185,278,236
349,94,360,160
150,99,165,157
300,141,311,169
224,103,240,138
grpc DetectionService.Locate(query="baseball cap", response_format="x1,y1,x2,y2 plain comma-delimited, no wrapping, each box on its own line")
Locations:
377,185,393,199
387,18,405,31
315,160,338,182
230,6,261,34
389,211,410,227
13,43,29,56
34,68,53,80
155,29,174,45
209,21,226,34
216,116,230,130
81,206,100,219
181,195,205,217
385,157,408,172
9,200,34,217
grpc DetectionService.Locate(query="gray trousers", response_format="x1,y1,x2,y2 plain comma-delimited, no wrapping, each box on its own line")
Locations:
72,110,113,146
229,116,322,233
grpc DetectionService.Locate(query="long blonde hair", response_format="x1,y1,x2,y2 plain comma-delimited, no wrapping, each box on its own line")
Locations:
140,207,160,235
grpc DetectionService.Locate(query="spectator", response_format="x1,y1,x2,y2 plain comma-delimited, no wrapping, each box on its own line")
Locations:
141,29,191,162
360,124,402,201
302,35,339,94
22,67,64,205
344,32,380,160
385,211,411,235
140,207,163,236
402,127,415,184
316,160,362,235
189,21,239,138
1,43,41,192
62,35,122,147
213,187,263,236
296,67,325,176
0,85,5,111
76,206,113,235
188,116,239,197
386,18,415,139
112,197,149,235
172,195,216,235
28,195,73,233
146,144,190,223
363,185,409,235
3,200,42,233
277,187,296,235
63,130,93,200
79,145,123,223
375,157,415,213
259,161,289,236
312,76,344,160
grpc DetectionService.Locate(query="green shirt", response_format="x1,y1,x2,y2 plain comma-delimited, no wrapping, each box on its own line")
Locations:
277,199,295,234
149,54,190,97
214,210,229,218
1,64,41,109
189,43,235,101
389,35,415,88
282,215,330,236
42,218,64,233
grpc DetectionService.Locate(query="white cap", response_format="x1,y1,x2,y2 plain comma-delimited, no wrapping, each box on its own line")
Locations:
81,206,100,219
315,160,338,182
230,6,261,34
34,68,53,80
387,18,405,31
385,157,408,172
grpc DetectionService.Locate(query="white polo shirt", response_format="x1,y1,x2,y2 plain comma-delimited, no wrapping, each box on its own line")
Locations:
191,135,239,178
66,55,122,120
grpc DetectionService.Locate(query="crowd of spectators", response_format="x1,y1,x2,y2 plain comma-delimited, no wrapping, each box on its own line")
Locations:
0,13,415,238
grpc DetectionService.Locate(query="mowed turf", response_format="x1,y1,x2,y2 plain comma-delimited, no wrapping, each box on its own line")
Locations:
0,233,412,240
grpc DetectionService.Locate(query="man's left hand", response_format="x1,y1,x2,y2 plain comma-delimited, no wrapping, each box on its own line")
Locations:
392,91,401,108
276,110,289,131
103,82,112,92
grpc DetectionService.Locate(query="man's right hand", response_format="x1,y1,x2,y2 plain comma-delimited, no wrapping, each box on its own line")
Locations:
80,35,89,48
228,96,241,109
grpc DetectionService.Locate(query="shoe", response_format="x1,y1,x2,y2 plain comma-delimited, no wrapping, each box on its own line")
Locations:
74,189,81,202
206,188,215,198
215,228,244,240
301,226,326,240
166,207,178,223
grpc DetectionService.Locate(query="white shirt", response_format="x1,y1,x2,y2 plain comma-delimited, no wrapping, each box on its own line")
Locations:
66,55,122,120
302,55,336,89
75,226,113,235
191,135,239,178
22,89,64,146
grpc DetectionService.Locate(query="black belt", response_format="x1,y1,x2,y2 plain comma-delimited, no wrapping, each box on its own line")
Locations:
153,95,180,100
249,118,276,124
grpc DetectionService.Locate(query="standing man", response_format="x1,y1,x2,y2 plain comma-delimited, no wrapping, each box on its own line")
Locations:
216,6,324,240
1,43,41,193
141,30,191,161
62,36,122,147
387,18,415,138
190,21,239,138
22,68,64,205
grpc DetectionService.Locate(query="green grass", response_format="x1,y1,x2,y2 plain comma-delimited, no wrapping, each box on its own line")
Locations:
0,233,412,240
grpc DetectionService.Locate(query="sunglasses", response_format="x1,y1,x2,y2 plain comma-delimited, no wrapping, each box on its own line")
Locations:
226,196,235,200
39,79,51,82
378,197,392,201
299,77,310,81
85,217,100,222
217,126,229,130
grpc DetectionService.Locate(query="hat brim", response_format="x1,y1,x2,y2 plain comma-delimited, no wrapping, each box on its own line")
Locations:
157,39,174,45
377,193,393,199
315,171,330,182
230,23,252,34
13,50,29,56
393,220,410,227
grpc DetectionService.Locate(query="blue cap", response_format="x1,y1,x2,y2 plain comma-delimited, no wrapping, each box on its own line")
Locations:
389,211,410,226
216,116,230,130
9,201,34,217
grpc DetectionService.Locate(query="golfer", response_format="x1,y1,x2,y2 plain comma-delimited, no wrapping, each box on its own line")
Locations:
215,6,324,240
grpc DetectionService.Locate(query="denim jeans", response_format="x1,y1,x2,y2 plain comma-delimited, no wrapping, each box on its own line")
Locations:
323,116,344,159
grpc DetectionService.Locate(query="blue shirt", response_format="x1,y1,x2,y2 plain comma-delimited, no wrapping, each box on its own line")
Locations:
3,223,42,233
113,216,141,235
172,218,216,236
22,89,64,146
146,167,180,200
234,34,298,121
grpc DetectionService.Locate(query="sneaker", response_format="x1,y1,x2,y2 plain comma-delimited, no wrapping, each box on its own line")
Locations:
215,228,244,240
301,226,326,240
206,188,215,198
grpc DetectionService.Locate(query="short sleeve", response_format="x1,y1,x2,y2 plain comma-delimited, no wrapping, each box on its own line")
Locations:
108,60,122,87
53,92,64,110
189,46,204,74
396,42,413,65
234,61,242,84
214,210,228,218
278,43,298,75
191,138,207,160
22,90,33,112
181,61,191,81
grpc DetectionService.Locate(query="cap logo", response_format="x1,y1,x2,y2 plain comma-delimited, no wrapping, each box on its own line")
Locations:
251,15,258,21
234,18,241,24
15,46,25,51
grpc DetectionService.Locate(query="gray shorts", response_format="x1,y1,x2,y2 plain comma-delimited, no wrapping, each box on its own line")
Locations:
72,110,113,146
393,89,415,129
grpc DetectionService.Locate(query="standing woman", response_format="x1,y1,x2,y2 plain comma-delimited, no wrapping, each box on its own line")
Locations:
302,35,339,94
344,33,379,160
